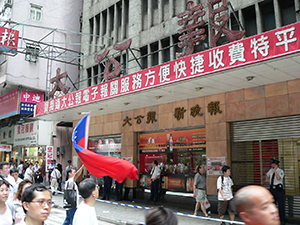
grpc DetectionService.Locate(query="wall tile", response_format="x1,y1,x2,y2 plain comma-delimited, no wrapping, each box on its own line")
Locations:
112,112,122,121
245,98,266,120
103,114,113,123
205,93,226,105
102,122,112,135
287,79,300,94
206,140,228,157
121,110,134,132
289,92,300,115
226,101,245,121
265,82,287,97
225,89,244,103
245,86,265,100
266,95,289,117
205,103,225,124
172,100,188,128
206,122,228,142
158,103,173,114
145,105,159,131
133,108,146,132
111,121,121,134
159,113,173,130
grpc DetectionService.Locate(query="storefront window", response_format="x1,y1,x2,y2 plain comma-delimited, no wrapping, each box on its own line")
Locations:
231,139,300,196
139,128,206,193
88,135,121,157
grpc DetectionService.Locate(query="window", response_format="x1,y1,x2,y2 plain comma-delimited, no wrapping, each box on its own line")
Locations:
242,5,257,37
259,1,275,32
279,0,296,26
30,5,42,22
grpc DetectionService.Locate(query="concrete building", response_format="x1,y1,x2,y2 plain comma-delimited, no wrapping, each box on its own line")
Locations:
0,0,82,175
36,0,300,221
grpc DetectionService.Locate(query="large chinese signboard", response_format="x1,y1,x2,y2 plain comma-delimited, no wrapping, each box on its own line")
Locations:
20,90,44,114
14,121,38,146
36,22,300,116
0,27,19,52
0,89,19,119
139,128,206,154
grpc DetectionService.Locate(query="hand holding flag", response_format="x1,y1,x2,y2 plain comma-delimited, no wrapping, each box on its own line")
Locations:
72,114,138,183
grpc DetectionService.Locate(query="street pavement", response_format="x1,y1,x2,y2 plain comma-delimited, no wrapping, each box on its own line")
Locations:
49,193,244,225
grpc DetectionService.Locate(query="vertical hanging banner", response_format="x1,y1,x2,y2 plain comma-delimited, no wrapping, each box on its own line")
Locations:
45,146,54,172
0,89,19,119
20,91,44,114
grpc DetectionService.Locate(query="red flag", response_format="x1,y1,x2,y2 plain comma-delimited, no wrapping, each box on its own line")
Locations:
72,114,138,183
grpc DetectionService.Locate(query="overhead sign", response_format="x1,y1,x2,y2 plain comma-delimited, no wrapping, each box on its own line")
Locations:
0,144,12,152
36,22,300,116
0,89,19,119
20,90,44,114
0,126,14,144
0,27,19,52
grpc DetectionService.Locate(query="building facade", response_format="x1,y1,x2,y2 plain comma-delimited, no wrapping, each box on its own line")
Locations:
36,0,300,220
0,0,82,172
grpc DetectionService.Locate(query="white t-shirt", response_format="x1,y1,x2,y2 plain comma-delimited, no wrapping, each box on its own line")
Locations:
65,177,80,208
266,168,284,185
0,203,13,225
217,176,234,201
13,177,23,193
150,166,161,180
50,169,61,179
24,168,33,181
73,202,97,225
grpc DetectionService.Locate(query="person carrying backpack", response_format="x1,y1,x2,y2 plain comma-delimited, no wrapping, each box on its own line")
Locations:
217,165,235,225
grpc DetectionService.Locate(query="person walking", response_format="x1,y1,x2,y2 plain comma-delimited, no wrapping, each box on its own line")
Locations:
193,165,209,217
63,164,84,225
217,165,235,225
266,159,285,224
73,178,99,225
50,165,61,195
0,179,13,225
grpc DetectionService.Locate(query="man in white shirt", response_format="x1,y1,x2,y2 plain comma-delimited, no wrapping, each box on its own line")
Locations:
32,161,40,173
19,184,52,225
10,168,23,194
73,178,99,225
50,165,61,195
266,159,285,224
148,160,161,204
63,164,84,225
217,165,235,225
0,161,16,213
24,163,34,182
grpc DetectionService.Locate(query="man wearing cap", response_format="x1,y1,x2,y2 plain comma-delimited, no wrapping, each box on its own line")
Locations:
266,159,285,224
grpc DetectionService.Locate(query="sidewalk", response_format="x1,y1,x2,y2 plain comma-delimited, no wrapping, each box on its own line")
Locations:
51,192,243,225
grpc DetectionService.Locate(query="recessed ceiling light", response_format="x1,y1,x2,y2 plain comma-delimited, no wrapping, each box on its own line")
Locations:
195,87,203,91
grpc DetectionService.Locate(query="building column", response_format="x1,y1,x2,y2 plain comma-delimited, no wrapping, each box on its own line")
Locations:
121,0,126,40
106,8,111,47
158,0,163,23
114,4,118,44
148,0,152,29
170,35,174,61
147,44,151,68
295,0,300,22
255,3,263,34
158,40,163,65
169,0,174,19
273,0,282,28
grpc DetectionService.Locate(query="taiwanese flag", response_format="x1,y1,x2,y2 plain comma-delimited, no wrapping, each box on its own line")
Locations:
72,114,138,183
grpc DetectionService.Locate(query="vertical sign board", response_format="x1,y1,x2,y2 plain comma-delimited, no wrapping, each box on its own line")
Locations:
45,146,54,172
0,89,19,119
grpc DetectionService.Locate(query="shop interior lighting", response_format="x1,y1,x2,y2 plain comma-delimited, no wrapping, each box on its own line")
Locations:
195,87,203,91
246,76,254,81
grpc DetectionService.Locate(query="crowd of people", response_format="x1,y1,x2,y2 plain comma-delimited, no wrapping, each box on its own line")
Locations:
0,158,285,225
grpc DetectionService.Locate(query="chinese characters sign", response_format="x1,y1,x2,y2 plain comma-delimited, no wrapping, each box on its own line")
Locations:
0,127,14,144
20,91,44,114
14,122,38,146
0,27,19,52
45,146,54,172
0,89,19,119
0,145,12,152
139,128,206,153
36,22,300,116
